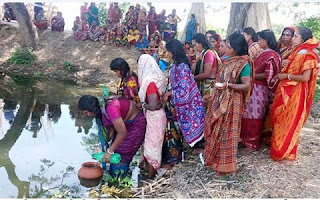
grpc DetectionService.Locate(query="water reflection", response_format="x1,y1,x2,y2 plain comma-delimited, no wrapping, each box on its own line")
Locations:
0,76,102,198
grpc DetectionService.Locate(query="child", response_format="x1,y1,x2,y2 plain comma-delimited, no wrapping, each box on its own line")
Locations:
136,30,149,50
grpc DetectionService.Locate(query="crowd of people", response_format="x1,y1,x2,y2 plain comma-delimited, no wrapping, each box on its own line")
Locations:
78,24,319,179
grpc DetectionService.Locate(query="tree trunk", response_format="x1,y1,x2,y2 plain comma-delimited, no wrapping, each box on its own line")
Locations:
46,3,53,26
7,3,38,50
227,3,271,36
180,2,206,43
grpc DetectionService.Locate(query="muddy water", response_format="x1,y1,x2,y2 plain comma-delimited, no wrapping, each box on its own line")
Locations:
0,76,108,198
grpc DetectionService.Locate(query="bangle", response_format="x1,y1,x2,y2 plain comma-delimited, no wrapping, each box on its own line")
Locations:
107,148,114,155
287,74,291,80
226,82,229,88
142,103,146,109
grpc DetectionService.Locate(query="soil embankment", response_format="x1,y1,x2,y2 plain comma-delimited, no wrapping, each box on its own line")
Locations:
0,24,140,91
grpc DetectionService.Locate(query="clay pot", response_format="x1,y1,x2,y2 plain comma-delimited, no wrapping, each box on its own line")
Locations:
78,162,103,187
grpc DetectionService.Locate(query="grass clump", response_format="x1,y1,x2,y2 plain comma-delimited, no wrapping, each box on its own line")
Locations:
8,47,36,66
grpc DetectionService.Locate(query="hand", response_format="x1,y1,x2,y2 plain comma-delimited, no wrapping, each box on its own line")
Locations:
136,102,143,109
282,59,290,68
103,152,111,163
162,93,169,103
278,73,287,80
202,94,211,102
215,82,227,90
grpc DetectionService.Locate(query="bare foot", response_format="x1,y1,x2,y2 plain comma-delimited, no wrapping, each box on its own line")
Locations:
213,172,228,179
192,148,204,155
242,147,257,154
161,163,174,169
278,159,295,165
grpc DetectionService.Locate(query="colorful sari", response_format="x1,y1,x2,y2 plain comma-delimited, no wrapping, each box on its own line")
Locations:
138,54,167,170
117,71,140,103
241,49,281,149
170,62,205,147
248,42,263,61
185,18,197,42
162,77,183,164
74,21,89,41
88,24,102,41
51,16,65,32
204,56,253,173
278,27,295,60
194,49,221,96
148,11,157,36
88,6,99,26
34,13,48,30
270,37,319,161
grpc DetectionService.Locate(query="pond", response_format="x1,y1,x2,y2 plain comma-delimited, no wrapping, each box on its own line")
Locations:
0,75,112,198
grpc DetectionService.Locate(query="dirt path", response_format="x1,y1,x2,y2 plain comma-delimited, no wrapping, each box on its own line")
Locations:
133,107,320,198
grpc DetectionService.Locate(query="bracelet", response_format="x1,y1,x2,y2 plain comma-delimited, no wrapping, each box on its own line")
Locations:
142,103,146,109
287,74,291,80
107,148,114,155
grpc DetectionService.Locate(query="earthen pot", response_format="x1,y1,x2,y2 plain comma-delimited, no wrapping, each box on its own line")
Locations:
78,162,103,187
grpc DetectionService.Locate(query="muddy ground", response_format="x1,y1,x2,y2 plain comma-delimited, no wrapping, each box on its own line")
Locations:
1,24,320,198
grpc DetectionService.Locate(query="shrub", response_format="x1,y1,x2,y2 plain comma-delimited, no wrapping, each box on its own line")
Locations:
297,16,320,41
8,47,36,66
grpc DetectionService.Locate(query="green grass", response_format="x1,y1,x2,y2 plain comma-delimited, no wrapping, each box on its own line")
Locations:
8,47,36,66
314,84,320,103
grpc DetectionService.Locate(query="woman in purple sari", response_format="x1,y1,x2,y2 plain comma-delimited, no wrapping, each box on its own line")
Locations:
78,95,146,177
163,39,205,147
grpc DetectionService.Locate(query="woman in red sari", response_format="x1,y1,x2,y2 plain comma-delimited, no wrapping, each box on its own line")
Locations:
241,29,281,150
270,27,319,162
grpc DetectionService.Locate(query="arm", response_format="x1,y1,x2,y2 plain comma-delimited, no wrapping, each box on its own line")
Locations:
228,76,251,91
104,117,127,162
278,69,312,82
193,62,212,81
143,94,162,111
162,90,172,103
255,72,266,80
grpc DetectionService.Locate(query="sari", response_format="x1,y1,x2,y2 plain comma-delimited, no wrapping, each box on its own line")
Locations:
270,37,319,161
170,62,205,147
51,16,65,32
185,18,197,42
88,24,102,41
162,76,183,164
88,6,99,26
205,56,253,173
34,14,48,30
74,21,89,41
278,27,295,60
194,49,221,96
138,54,167,170
249,42,263,61
117,71,140,103
125,10,135,29
241,49,281,149
148,11,157,36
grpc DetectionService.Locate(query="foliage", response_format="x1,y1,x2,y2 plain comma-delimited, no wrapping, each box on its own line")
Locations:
98,3,108,27
119,2,131,20
28,159,81,198
88,170,133,198
297,16,320,41
8,47,36,66
63,61,73,71
34,71,42,78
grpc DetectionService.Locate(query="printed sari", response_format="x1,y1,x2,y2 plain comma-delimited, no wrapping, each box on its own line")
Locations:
170,62,205,147
117,71,140,103
204,55,253,173
51,16,65,32
270,37,319,161
241,49,281,150
248,42,263,61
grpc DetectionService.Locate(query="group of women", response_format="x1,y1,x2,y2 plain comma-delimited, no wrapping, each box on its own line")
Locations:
33,10,65,32
78,26,319,178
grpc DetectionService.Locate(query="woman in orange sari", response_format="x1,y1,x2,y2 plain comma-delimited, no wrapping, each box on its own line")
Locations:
270,27,319,161
204,33,253,176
